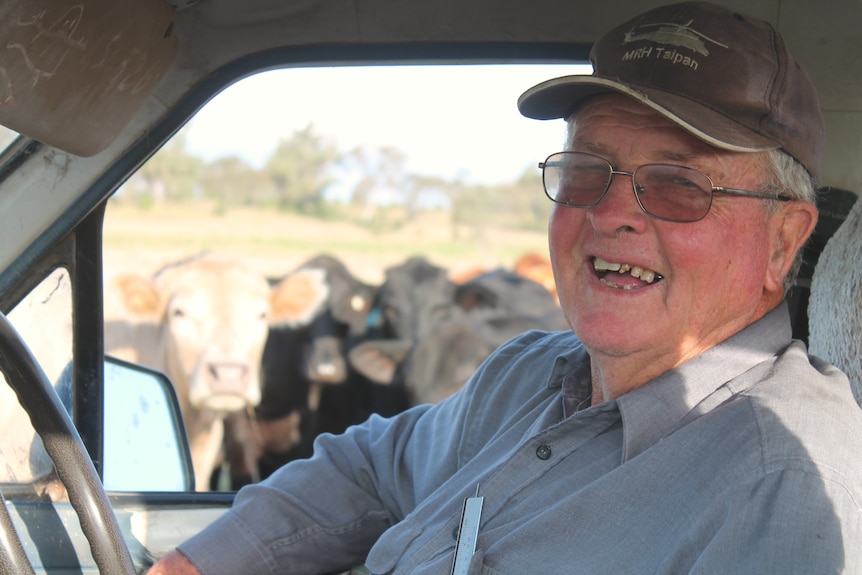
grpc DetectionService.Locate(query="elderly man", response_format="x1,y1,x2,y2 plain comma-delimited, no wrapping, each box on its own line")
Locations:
151,2,862,574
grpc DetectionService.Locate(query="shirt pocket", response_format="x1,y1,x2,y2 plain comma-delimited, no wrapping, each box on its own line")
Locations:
364,517,423,574
466,549,508,575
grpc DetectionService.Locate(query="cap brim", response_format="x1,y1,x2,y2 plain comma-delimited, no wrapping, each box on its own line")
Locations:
517,75,779,154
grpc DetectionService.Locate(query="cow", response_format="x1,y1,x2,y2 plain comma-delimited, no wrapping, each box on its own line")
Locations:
372,312,561,405
344,255,466,410
349,259,567,405
450,252,559,305
240,254,379,483
370,255,462,341
514,251,558,303
104,252,322,491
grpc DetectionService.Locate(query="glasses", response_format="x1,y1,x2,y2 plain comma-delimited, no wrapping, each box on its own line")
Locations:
538,151,792,223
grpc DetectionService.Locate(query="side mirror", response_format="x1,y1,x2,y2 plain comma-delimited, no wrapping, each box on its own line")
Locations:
103,356,194,492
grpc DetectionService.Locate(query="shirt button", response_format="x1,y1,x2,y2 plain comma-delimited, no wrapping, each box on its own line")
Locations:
536,444,552,460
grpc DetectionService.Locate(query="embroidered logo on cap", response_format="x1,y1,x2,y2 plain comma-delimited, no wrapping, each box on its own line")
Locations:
621,20,727,70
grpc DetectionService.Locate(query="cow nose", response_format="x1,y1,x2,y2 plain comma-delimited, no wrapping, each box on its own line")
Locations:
208,362,251,393
306,336,347,384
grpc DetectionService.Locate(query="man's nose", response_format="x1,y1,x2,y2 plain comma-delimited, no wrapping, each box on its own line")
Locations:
587,171,648,234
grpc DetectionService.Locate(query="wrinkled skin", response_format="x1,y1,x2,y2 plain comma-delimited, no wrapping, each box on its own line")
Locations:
549,94,818,403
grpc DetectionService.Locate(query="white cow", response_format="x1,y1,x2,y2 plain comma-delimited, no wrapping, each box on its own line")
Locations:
105,253,328,490
808,197,862,406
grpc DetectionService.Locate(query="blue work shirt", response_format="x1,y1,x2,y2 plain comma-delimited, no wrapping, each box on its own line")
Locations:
180,302,862,574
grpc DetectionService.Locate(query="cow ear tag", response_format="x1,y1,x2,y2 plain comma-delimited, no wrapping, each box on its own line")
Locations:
451,485,484,575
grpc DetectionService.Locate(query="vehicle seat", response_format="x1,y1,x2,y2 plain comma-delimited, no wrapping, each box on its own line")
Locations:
808,192,862,407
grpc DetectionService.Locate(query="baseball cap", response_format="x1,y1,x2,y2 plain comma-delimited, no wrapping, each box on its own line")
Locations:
518,2,824,178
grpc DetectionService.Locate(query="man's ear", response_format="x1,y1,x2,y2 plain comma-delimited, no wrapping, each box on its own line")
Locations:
765,201,819,292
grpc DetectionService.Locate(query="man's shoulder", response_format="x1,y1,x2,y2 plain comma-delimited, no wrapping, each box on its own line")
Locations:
733,340,862,481
745,340,860,423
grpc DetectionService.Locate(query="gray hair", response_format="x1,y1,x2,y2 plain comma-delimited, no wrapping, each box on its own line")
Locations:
758,149,818,293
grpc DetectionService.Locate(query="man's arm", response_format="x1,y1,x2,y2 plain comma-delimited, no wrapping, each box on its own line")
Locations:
148,332,553,575
694,469,861,573
148,550,201,575
164,400,468,574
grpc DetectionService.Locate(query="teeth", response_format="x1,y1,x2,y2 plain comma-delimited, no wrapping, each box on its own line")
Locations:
593,257,621,272
593,257,661,285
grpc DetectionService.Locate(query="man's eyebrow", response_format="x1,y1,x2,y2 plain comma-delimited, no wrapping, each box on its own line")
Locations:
571,141,606,154
655,150,702,164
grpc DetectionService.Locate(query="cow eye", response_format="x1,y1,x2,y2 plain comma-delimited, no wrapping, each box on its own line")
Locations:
171,307,186,319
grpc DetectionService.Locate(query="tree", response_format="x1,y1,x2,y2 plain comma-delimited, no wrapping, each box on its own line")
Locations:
263,124,339,214
119,133,204,206
503,166,551,231
448,179,496,243
199,156,270,214
344,144,457,232
346,145,409,223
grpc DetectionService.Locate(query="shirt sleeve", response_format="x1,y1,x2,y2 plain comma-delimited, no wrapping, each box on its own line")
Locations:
176,404,440,574
690,468,862,574
177,330,555,575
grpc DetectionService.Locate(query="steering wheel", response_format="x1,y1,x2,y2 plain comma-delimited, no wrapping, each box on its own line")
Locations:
0,311,136,574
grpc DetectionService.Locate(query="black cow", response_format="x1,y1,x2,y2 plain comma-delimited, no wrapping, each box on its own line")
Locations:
372,255,461,340
215,408,263,489
349,262,567,405
218,256,566,488
249,254,378,483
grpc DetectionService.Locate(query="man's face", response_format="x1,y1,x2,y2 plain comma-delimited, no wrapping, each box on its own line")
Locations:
549,94,792,381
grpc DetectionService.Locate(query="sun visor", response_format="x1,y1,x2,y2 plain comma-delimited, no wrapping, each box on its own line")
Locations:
0,0,177,156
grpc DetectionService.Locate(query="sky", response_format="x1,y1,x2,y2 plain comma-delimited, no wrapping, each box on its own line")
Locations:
182,64,592,188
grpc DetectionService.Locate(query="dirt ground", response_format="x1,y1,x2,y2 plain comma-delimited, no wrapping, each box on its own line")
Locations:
102,202,550,284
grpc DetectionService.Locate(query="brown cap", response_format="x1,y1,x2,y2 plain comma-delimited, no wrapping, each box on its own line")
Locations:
518,2,824,178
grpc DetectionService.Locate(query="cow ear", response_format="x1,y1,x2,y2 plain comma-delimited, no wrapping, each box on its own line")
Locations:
348,339,412,385
270,268,330,327
110,274,161,318
330,287,376,335
454,282,498,311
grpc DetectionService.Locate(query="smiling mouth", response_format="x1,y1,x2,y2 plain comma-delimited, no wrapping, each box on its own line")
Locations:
593,256,664,290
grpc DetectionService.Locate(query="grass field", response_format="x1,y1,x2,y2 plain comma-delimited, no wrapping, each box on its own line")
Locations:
103,202,550,283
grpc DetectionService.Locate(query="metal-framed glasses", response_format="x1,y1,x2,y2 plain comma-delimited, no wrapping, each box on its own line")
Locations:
538,151,792,223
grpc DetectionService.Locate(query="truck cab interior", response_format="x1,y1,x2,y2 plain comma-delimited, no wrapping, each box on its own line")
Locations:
0,1,858,573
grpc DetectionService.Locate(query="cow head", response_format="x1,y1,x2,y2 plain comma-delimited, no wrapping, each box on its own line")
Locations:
157,257,273,412
266,254,377,390
375,256,462,340
108,255,290,416
348,261,568,406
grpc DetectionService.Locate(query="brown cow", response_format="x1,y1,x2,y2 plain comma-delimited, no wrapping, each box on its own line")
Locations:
451,253,559,305
104,253,327,490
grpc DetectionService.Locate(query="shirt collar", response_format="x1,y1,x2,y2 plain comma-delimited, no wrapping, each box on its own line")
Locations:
547,339,591,415
548,302,794,461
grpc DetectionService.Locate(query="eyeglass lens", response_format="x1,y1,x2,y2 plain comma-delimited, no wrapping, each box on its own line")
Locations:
542,152,714,222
